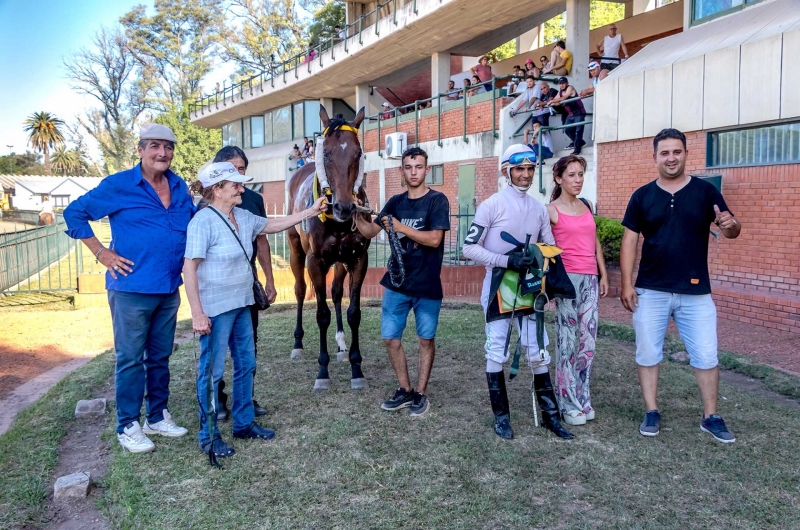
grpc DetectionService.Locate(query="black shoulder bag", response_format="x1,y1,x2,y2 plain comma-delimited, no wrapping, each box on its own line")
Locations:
208,207,270,311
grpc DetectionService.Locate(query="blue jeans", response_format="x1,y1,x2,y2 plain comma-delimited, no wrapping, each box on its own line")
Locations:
381,289,442,340
108,289,180,434
197,306,256,445
633,288,718,369
564,114,585,151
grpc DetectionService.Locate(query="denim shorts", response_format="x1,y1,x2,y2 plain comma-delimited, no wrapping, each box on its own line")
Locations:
381,289,442,340
632,288,718,369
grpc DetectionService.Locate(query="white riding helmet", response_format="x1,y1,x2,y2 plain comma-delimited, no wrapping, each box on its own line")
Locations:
501,144,537,193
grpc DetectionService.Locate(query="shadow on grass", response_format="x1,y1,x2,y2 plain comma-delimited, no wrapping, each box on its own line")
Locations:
94,305,800,529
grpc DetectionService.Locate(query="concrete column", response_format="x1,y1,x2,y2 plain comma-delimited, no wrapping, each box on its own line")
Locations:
633,0,656,15
431,52,451,99
356,84,370,114
518,26,543,53
566,0,591,90
320,97,335,115
624,1,634,18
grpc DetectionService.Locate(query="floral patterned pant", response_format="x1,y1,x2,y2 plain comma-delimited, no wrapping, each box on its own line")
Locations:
554,273,598,415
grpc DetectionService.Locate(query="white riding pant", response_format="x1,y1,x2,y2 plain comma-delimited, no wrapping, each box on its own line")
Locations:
481,284,550,369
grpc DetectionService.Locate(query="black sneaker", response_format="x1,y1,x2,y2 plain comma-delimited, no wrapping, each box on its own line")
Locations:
639,410,661,437
252,400,268,417
381,387,414,411
701,414,736,443
409,392,430,417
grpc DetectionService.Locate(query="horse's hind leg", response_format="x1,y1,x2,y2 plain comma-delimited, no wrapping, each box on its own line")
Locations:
331,263,349,362
288,228,306,360
348,252,368,390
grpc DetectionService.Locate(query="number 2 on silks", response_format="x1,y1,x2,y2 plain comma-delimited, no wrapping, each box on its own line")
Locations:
464,223,485,245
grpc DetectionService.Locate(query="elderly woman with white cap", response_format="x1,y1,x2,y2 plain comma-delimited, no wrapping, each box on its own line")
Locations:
183,162,325,460
64,123,194,454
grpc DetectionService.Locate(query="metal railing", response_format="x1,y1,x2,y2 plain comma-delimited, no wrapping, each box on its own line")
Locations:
0,216,76,292
190,0,404,116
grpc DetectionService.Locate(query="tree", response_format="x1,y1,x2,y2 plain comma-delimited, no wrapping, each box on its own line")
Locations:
218,0,308,79
64,28,148,175
23,112,66,175
308,1,345,48
0,152,46,175
489,40,518,62
51,146,80,176
154,105,222,181
121,0,223,107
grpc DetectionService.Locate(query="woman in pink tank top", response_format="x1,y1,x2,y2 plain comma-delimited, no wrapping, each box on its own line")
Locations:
546,155,608,427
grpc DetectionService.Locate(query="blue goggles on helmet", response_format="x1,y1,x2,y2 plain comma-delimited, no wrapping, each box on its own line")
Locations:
505,151,537,166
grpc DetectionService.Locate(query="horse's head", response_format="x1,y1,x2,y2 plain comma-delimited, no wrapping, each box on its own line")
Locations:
318,106,365,222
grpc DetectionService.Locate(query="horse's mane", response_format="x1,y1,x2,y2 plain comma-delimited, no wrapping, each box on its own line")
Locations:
324,116,350,136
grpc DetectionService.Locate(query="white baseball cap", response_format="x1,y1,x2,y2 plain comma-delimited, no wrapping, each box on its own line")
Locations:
198,162,252,187
382,102,390,107
139,123,178,143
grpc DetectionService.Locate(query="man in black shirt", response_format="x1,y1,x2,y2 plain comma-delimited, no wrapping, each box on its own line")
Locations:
355,147,450,417
620,128,741,443
211,147,278,419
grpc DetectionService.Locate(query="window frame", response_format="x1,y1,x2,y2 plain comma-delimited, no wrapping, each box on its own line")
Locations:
690,0,764,27
706,120,800,169
426,164,444,186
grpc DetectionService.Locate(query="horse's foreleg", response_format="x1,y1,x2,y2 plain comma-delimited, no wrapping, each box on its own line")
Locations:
331,263,349,362
289,231,306,360
348,254,368,390
308,256,332,391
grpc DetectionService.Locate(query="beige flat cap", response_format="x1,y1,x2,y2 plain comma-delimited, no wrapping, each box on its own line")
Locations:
139,123,178,143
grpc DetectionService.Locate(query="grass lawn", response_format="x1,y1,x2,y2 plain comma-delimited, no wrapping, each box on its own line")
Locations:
2,304,799,529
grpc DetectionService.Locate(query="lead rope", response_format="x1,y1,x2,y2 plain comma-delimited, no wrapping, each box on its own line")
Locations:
377,212,405,288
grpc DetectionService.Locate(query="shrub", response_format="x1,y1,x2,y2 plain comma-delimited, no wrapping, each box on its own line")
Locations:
596,216,624,264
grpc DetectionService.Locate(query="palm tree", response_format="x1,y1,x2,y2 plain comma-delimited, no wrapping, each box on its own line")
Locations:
51,146,79,176
23,112,66,175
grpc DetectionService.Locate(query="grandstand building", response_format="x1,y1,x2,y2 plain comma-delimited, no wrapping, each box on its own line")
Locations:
190,0,800,332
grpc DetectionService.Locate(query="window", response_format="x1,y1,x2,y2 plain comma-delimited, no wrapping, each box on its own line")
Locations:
53,196,69,207
293,103,304,139
222,120,243,148
251,116,265,148
272,105,292,143
243,118,252,149
427,165,444,185
708,121,800,168
692,0,761,25
264,111,273,145
304,100,321,137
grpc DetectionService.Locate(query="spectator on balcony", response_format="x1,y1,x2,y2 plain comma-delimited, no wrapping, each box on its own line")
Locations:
544,41,572,77
540,55,550,72
579,61,609,98
546,77,586,154
293,145,305,167
471,55,494,90
445,79,459,101
459,78,472,99
508,76,540,118
525,58,540,78
524,122,554,161
468,75,485,97
381,102,395,120
335,25,346,41
539,80,565,126
596,23,628,71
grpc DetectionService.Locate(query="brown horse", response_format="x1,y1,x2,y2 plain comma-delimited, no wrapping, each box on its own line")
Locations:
286,106,371,391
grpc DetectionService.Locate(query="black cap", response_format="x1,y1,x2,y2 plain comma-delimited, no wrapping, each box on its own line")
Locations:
558,76,569,84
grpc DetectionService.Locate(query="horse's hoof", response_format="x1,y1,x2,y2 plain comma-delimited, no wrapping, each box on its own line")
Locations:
313,379,330,391
336,349,349,363
290,348,304,360
350,378,368,390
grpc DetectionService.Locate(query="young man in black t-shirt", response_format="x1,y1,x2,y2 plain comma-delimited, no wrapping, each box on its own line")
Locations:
355,147,450,417
620,129,742,443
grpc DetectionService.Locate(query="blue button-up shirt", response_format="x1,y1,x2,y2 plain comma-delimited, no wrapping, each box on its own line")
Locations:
64,164,195,294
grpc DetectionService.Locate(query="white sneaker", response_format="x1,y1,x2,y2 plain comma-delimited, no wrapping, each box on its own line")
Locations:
142,410,188,438
117,421,155,453
562,410,587,426
585,407,595,421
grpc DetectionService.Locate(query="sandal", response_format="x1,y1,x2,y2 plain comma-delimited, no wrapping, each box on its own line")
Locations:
562,410,587,426
200,437,236,458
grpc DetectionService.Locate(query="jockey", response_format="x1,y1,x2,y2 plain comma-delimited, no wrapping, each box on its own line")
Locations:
462,144,574,440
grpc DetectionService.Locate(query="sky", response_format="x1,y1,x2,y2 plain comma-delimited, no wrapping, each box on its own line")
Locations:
0,0,145,158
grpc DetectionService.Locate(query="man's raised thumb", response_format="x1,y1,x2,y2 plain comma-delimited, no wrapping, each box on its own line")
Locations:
713,204,721,217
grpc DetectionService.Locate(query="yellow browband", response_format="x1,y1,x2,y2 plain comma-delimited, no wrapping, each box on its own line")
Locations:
322,125,359,135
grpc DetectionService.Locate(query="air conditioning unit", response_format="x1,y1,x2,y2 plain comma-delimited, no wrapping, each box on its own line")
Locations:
385,132,407,159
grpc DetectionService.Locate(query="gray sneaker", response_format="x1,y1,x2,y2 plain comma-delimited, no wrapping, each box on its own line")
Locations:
639,410,661,437
409,392,430,417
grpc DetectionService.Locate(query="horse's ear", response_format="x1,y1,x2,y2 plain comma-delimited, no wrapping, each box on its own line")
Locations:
352,107,365,129
319,106,331,128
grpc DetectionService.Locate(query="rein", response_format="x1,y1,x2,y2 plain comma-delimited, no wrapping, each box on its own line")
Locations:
376,211,405,288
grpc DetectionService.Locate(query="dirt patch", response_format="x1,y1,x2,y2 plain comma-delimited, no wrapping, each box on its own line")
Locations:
40,383,115,530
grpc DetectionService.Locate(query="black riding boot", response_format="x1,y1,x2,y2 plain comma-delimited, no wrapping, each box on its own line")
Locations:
486,372,514,439
533,371,574,439
217,380,230,422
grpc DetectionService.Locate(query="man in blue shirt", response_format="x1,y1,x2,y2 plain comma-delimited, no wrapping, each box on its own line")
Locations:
64,123,195,453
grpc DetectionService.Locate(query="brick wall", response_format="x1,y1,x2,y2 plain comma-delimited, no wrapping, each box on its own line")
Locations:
597,133,800,332
261,181,286,213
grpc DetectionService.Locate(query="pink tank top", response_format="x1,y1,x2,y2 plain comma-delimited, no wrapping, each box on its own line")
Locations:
551,206,598,275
